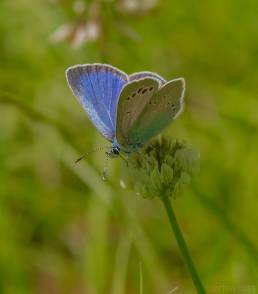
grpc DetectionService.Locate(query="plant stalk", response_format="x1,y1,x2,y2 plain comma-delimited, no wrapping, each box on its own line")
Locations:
160,195,206,294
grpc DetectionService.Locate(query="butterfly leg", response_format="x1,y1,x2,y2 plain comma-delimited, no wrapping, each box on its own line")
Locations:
119,153,129,166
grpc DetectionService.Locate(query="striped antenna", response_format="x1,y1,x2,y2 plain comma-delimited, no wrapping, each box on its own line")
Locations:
75,146,110,163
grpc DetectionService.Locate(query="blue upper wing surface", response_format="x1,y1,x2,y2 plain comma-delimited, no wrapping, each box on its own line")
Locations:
66,64,128,141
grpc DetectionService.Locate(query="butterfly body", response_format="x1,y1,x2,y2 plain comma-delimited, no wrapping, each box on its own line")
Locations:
107,138,142,158
66,63,185,158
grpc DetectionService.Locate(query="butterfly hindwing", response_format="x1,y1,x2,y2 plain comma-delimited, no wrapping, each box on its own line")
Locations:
116,78,159,148
66,64,128,141
117,78,185,148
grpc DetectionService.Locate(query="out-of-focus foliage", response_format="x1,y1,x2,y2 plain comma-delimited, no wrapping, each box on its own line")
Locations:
1,0,258,293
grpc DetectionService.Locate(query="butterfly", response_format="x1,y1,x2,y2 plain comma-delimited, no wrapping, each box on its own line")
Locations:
66,63,185,159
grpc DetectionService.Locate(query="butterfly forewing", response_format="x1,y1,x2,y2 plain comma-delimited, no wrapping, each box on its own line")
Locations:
66,64,128,141
123,78,185,147
116,78,159,148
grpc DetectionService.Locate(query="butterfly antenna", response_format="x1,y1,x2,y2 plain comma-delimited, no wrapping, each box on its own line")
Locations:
102,155,110,181
75,146,110,163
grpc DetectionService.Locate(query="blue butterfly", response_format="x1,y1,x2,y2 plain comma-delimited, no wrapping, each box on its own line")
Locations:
66,63,185,158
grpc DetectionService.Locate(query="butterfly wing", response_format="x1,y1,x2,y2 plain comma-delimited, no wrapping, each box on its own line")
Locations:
116,78,159,148
66,63,128,141
116,78,185,149
129,71,166,85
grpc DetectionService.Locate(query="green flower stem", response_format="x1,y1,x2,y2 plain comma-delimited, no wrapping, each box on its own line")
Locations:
160,195,206,294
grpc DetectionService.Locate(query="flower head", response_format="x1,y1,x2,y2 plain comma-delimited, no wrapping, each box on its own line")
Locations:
122,137,200,198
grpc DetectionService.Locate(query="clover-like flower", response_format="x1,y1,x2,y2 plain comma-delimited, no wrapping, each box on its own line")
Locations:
122,136,200,199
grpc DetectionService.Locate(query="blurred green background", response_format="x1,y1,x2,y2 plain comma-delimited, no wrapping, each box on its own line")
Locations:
1,0,258,293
